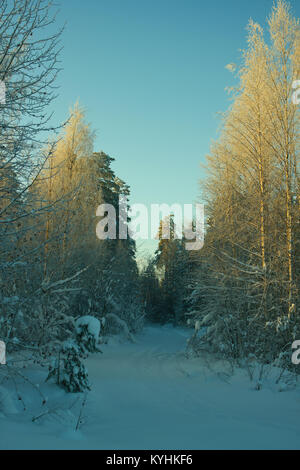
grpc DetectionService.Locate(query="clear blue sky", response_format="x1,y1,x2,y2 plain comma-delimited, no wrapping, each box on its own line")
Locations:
52,0,299,256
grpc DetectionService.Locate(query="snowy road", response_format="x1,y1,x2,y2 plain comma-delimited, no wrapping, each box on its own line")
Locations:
0,324,300,449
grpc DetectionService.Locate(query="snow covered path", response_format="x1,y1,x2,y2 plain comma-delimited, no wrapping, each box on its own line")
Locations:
0,324,300,449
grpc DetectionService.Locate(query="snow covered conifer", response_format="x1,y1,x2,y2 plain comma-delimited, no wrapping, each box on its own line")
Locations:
47,316,101,393
47,340,90,393
75,315,101,354
60,340,90,393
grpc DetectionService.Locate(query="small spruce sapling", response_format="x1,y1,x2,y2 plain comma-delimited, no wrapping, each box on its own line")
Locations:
47,316,101,392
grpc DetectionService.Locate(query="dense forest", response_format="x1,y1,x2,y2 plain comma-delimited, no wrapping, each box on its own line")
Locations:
0,0,299,450
144,0,299,370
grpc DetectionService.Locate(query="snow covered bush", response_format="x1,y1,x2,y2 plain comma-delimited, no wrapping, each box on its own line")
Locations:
59,341,90,393
75,316,101,354
47,340,90,393
82,266,145,341
185,248,299,376
185,261,264,361
47,316,101,393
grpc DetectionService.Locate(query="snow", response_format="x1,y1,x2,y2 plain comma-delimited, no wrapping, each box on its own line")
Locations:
75,315,101,340
0,324,300,449
0,386,18,415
